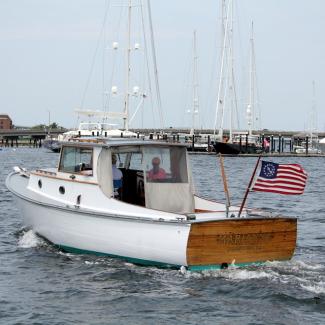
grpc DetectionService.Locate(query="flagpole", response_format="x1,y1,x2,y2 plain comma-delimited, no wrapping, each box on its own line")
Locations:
218,154,231,217
238,155,261,217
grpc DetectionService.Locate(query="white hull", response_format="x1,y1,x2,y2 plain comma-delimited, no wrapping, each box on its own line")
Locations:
294,146,321,154
6,139,297,270
9,173,191,267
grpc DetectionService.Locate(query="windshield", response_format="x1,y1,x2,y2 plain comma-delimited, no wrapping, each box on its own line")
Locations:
143,146,188,183
59,146,93,175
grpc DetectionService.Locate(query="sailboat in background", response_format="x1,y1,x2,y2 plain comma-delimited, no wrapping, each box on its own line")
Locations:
212,0,238,154
229,21,262,153
185,30,210,152
213,7,262,154
44,0,164,152
189,30,200,138
294,81,321,154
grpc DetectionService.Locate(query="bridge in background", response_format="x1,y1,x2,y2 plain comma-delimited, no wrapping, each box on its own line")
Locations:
0,129,65,147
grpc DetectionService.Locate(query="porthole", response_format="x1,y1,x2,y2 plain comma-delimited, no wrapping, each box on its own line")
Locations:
59,186,65,195
38,179,42,188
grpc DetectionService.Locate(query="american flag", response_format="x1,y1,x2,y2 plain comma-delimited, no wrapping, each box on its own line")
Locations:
251,161,307,195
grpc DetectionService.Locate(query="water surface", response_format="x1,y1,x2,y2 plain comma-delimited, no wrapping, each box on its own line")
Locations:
0,148,324,324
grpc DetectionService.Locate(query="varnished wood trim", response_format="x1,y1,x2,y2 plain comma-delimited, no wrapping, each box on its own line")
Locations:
186,218,297,266
31,171,98,185
35,169,57,176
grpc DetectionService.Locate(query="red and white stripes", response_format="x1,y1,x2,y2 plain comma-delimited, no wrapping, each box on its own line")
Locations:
252,163,307,195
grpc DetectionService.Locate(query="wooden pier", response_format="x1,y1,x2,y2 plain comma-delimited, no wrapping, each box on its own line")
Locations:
0,129,63,147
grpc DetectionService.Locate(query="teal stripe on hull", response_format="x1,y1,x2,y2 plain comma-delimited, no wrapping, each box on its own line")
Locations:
57,244,271,271
57,244,181,269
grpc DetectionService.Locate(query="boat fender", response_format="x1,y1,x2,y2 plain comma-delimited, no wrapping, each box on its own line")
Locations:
220,263,228,269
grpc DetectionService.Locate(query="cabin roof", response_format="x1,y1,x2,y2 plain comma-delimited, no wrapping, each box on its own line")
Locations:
60,138,187,149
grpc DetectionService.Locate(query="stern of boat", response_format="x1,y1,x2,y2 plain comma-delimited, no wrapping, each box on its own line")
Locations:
186,217,297,270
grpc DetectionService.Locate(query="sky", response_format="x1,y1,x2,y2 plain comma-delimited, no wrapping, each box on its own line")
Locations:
0,0,324,131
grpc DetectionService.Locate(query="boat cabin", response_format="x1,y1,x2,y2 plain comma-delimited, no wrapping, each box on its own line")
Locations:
58,140,194,213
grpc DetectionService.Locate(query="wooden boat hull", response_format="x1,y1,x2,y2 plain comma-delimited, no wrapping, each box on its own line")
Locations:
187,218,297,270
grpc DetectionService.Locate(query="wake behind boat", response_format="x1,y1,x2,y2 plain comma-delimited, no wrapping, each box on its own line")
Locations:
6,138,297,270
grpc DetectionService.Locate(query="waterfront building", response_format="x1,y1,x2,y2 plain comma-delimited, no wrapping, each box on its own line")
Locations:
0,114,13,129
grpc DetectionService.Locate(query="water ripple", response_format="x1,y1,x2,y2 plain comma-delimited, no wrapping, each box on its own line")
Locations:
0,150,324,324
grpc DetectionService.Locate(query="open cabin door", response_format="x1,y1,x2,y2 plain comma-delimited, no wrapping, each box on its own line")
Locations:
97,146,145,206
143,146,194,214
97,148,114,198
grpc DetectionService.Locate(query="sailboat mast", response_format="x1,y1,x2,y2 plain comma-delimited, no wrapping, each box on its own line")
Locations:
147,0,165,129
228,0,234,142
191,30,199,135
247,21,255,136
213,0,231,138
311,80,316,140
123,0,132,131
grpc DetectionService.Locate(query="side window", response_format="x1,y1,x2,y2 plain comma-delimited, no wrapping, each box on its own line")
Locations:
129,152,143,170
59,147,93,175
112,153,126,168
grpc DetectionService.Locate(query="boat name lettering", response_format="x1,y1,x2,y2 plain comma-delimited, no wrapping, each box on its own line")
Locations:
215,233,274,245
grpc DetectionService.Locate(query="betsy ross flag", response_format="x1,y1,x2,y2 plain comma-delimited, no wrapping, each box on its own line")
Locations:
251,161,307,195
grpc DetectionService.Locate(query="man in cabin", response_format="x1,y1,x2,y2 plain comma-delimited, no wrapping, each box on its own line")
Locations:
112,154,123,198
147,156,166,181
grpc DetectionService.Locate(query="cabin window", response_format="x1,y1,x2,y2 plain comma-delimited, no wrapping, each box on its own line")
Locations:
128,152,143,170
59,147,93,175
143,147,188,183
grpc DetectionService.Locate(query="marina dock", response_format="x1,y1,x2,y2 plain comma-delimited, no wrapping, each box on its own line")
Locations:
0,128,324,156
188,151,325,157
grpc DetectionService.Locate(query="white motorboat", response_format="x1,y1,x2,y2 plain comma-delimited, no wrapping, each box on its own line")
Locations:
319,138,325,153
294,145,321,154
293,82,321,155
6,139,297,270
44,119,139,152
58,121,138,141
